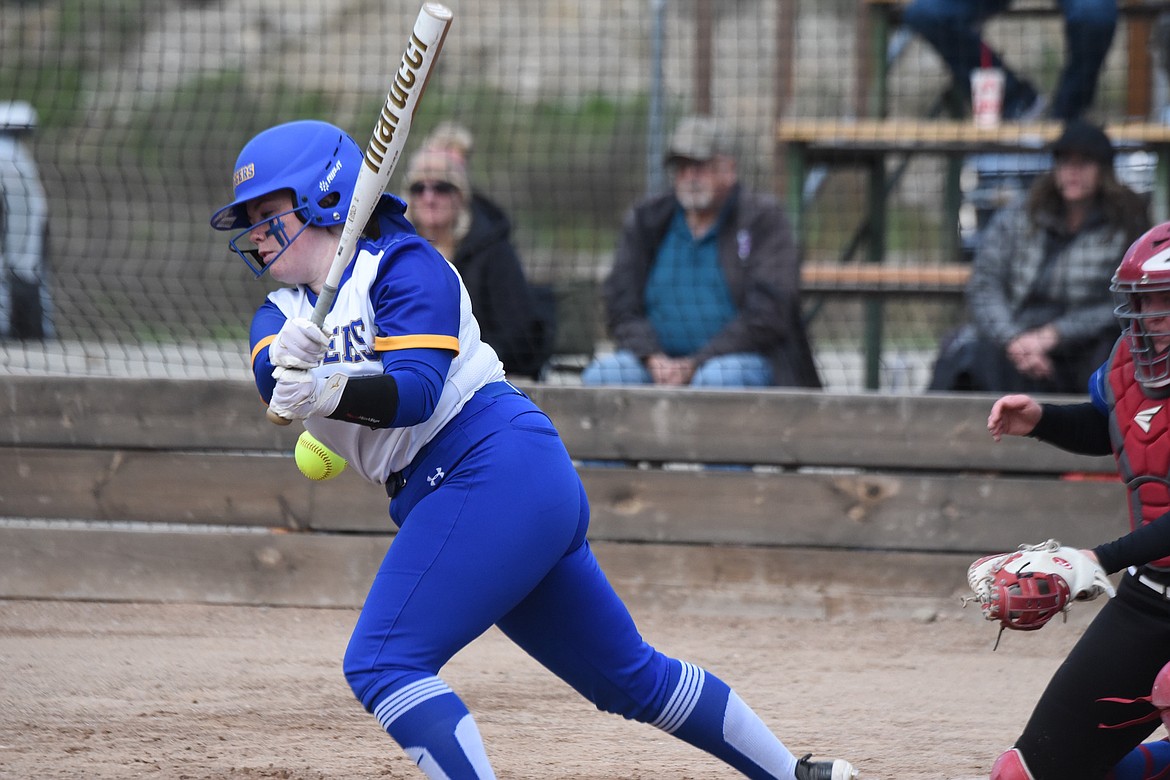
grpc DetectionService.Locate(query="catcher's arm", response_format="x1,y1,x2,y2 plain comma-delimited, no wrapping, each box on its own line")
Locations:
987,394,1042,442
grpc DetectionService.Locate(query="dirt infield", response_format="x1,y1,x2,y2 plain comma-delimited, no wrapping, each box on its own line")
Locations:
0,564,1125,780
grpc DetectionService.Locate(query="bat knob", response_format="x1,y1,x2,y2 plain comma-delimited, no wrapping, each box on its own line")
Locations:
266,408,294,426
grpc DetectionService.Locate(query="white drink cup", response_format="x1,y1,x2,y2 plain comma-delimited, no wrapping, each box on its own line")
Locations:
971,68,1005,128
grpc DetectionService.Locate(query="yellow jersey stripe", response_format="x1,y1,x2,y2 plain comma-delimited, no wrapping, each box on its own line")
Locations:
252,335,276,367
374,334,460,354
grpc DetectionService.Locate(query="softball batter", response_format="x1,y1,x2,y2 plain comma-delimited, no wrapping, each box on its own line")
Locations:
211,119,856,780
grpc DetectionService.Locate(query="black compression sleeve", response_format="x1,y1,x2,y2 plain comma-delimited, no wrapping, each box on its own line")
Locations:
1029,402,1113,456
1094,513,1170,574
326,374,399,429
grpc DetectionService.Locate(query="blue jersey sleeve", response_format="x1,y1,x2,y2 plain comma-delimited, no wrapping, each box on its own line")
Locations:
369,237,461,426
249,299,288,404
383,352,451,426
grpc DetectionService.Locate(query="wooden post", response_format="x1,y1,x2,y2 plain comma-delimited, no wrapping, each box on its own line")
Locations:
864,155,887,391
774,0,798,195
1125,0,1154,119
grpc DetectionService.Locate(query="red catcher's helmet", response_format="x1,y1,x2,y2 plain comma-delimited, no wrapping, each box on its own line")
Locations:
1112,222,1170,388
982,568,1072,631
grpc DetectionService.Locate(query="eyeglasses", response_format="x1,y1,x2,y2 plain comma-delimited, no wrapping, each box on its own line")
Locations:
409,180,458,196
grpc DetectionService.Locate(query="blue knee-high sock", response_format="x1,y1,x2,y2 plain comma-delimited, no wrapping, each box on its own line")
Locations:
651,661,797,780
1110,739,1170,780
372,675,496,780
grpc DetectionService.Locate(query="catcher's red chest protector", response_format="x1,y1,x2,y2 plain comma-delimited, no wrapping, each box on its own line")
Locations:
1109,339,1170,567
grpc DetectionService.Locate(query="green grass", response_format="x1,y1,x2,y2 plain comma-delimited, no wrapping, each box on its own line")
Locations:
0,0,154,129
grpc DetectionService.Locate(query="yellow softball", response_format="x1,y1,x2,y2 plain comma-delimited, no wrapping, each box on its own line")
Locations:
294,431,347,481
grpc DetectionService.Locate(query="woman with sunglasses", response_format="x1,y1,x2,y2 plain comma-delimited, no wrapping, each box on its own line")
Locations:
403,143,552,380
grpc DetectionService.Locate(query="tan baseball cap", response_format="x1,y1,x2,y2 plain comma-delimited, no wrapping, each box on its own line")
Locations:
664,116,731,164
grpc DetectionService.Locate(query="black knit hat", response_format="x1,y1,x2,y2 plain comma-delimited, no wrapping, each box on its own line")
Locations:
1051,119,1114,166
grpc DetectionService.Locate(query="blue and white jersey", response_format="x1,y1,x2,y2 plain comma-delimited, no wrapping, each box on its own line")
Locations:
249,231,505,483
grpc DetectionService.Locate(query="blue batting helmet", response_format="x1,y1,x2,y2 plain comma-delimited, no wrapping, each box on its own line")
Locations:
210,120,360,232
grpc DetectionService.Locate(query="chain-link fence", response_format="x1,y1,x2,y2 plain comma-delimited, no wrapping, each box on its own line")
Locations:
2,0,1162,390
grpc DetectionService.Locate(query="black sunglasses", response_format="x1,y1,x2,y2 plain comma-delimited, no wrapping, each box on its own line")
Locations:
409,180,458,196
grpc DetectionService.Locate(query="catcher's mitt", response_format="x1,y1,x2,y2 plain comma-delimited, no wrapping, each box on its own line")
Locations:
965,539,1115,641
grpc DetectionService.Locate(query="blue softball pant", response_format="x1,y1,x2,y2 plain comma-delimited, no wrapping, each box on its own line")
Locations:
343,384,673,722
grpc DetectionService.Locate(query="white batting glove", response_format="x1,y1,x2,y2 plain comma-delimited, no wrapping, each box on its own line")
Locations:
269,367,347,421
268,317,331,370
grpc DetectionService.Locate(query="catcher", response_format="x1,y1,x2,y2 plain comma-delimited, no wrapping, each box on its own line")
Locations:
975,221,1170,780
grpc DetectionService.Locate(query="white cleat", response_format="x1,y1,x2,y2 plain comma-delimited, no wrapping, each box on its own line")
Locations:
794,753,859,780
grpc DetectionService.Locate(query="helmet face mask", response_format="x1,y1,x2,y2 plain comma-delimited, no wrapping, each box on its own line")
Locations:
228,206,309,277
211,120,362,277
1112,223,1170,388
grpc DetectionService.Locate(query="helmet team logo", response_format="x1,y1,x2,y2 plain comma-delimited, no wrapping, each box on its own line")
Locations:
1141,245,1170,273
233,162,255,189
1135,405,1162,433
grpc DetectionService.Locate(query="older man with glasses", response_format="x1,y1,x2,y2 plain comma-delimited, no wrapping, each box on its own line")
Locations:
583,115,820,389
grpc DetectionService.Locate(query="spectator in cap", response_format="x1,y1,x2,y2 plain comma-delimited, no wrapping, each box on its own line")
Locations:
582,115,820,388
403,141,554,380
928,119,1150,394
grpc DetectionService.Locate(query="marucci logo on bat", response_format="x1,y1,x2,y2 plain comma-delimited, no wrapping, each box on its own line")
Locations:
365,32,430,174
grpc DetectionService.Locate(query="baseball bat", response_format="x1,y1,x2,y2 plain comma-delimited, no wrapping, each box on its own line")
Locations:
268,2,453,426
